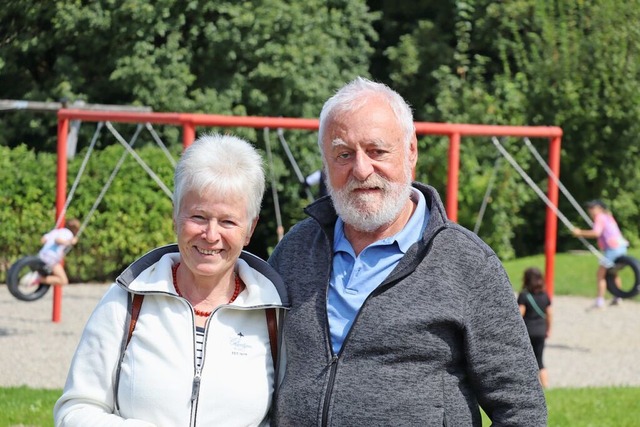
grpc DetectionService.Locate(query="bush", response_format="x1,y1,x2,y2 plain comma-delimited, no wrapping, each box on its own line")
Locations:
1,141,178,282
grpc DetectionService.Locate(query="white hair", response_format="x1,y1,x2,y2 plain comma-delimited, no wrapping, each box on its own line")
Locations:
317,76,416,153
173,134,265,221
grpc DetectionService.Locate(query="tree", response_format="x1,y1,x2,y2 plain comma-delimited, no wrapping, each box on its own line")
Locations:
373,0,640,258
1,0,376,140
0,0,379,260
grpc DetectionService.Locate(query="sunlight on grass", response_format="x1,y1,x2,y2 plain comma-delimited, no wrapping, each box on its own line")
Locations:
503,248,640,301
481,387,640,426
2,385,639,426
0,386,60,427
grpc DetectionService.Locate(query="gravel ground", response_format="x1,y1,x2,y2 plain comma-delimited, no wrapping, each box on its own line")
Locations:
1,283,639,390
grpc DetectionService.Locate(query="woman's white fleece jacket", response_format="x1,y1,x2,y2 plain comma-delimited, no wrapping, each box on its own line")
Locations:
54,244,288,427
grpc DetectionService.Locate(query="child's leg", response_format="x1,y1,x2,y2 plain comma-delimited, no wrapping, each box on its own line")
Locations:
41,263,69,286
596,266,607,302
539,368,548,388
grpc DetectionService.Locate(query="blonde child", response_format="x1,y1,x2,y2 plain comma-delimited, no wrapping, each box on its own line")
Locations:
21,218,80,287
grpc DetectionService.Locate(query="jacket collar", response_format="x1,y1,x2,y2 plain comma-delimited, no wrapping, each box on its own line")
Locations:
115,244,289,306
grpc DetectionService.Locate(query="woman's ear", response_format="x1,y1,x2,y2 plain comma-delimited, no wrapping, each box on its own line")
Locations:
245,217,259,246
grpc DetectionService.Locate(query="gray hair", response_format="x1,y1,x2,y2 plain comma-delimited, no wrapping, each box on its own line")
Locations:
317,77,416,152
173,134,265,221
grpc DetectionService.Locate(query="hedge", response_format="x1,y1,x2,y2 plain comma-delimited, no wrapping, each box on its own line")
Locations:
1,142,177,282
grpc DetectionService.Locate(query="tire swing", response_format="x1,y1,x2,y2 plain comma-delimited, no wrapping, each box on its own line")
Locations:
606,255,640,299
7,122,175,303
6,123,104,302
492,136,640,299
6,256,53,301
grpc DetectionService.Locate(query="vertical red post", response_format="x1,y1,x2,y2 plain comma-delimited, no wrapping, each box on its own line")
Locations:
53,118,69,322
183,122,196,148
544,135,562,298
446,133,461,222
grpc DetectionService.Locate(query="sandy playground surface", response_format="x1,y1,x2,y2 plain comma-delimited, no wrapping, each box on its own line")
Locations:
1,282,639,390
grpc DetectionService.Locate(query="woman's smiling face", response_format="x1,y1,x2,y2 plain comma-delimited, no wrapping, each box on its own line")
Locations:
174,189,256,283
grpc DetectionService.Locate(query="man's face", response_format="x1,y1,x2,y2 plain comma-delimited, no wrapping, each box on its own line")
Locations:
321,97,417,232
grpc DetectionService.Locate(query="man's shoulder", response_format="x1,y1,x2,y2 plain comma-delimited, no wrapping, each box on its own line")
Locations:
433,221,499,259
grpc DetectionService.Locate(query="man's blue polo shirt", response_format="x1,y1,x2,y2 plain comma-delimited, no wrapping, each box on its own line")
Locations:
327,188,429,354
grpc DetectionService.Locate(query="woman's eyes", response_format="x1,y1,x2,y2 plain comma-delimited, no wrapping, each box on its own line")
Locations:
191,215,237,227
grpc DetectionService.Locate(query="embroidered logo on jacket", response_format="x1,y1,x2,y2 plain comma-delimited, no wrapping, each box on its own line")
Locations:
230,332,251,356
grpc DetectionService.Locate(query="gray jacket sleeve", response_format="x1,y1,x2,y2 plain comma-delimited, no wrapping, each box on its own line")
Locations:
464,253,547,425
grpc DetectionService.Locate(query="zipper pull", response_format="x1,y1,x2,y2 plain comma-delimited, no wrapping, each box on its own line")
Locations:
327,354,338,368
191,373,201,402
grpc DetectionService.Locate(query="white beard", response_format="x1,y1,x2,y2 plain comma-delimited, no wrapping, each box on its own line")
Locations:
328,172,412,233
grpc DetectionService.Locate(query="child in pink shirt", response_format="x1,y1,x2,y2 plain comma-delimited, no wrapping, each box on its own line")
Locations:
572,200,628,308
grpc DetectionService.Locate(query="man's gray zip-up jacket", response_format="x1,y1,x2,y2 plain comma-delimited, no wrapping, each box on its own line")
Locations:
268,183,547,426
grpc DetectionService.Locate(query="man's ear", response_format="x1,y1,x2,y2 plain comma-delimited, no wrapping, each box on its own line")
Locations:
409,134,418,168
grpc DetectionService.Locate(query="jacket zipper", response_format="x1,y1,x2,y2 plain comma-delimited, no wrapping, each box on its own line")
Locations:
189,307,203,427
318,240,429,426
321,355,339,426
188,303,286,426
320,242,338,427
311,191,444,426
191,371,202,402
190,368,202,426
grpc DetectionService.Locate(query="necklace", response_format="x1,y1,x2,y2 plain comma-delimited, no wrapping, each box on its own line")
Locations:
172,263,242,317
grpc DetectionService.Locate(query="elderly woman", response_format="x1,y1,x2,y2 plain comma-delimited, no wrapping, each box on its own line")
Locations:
54,134,288,426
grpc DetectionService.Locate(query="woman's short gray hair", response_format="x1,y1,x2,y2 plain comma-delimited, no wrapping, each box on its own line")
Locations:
173,134,265,221
318,77,415,151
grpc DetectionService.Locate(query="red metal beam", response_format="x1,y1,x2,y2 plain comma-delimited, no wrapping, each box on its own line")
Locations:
415,122,562,138
58,109,563,138
52,109,564,322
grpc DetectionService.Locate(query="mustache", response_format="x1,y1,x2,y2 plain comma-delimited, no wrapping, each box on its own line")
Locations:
345,174,389,192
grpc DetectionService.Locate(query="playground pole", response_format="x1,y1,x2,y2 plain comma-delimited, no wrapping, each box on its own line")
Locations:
53,118,69,323
446,133,461,222
544,135,562,298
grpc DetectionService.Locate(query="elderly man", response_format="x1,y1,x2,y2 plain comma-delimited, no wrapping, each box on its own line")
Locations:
269,77,547,426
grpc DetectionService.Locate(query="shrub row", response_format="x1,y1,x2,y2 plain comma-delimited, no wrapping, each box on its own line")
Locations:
1,143,177,282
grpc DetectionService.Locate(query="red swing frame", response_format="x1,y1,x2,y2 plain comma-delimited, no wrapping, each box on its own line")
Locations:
53,109,563,322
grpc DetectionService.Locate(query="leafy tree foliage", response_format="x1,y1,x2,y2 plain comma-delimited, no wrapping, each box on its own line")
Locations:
374,0,640,257
2,0,640,277
0,0,377,270
1,0,376,147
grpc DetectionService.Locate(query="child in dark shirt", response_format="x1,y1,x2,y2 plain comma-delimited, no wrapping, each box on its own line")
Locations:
517,267,553,388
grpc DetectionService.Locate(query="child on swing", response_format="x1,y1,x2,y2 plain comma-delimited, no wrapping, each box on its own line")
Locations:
517,267,553,388
572,199,629,308
20,218,80,287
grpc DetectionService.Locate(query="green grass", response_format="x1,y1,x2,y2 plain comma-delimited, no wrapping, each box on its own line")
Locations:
2,250,639,426
546,387,640,426
0,386,60,427
481,387,640,426
3,385,640,426
503,248,640,301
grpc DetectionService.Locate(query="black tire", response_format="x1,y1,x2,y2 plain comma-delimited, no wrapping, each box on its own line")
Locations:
606,255,640,299
7,255,52,302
